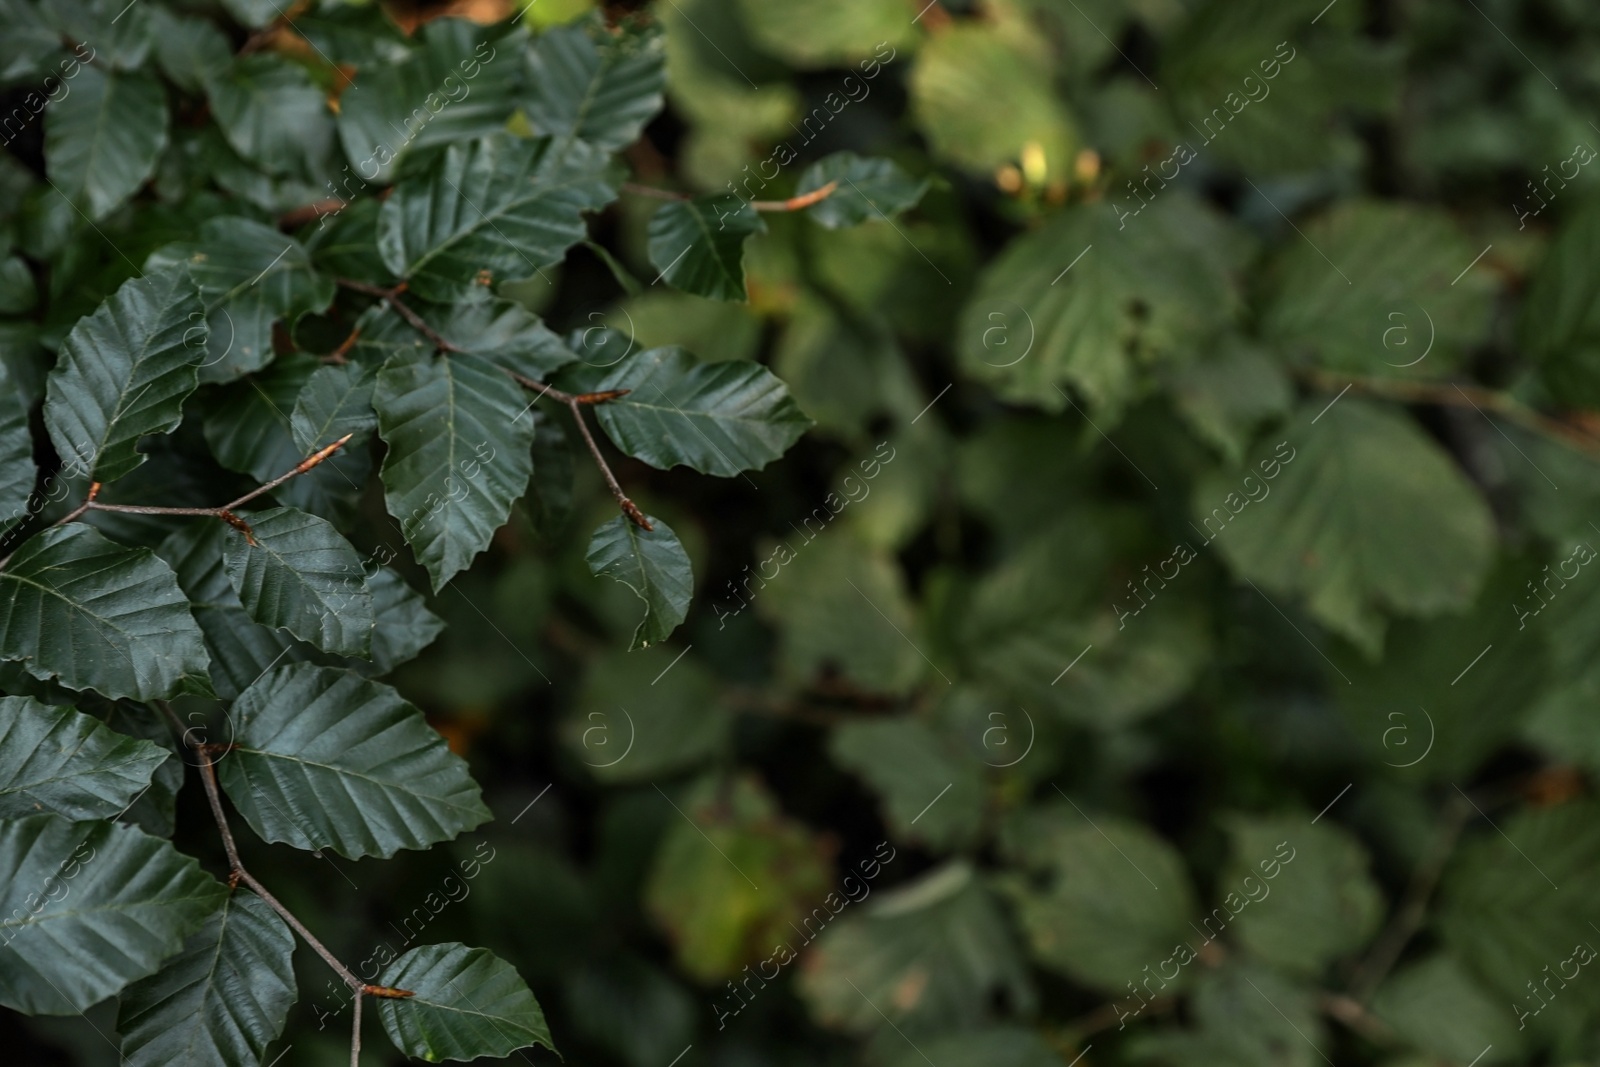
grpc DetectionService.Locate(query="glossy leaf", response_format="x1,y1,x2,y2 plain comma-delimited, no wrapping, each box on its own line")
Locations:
0,813,225,1015
217,664,491,859
0,696,168,820
376,943,554,1062
116,891,297,1067
523,14,666,150
586,514,693,650
290,360,379,453
222,506,374,657
646,196,765,301
366,567,445,674
43,267,205,484
0,525,212,701
374,351,536,591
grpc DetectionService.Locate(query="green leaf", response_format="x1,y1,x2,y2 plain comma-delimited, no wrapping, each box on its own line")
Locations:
1258,201,1494,377
217,663,491,859
350,296,576,380
365,567,445,674
562,647,731,783
0,359,35,539
565,346,811,475
732,0,912,69
999,802,1198,994
797,152,929,229
524,14,666,150
884,1028,1064,1067
0,813,225,1015
798,861,1036,1033
0,525,212,701
222,506,375,657
1220,813,1383,976
377,134,616,302
0,254,37,315
206,55,334,177
290,361,379,454
646,196,765,301
373,351,537,591
337,21,526,184
377,943,554,1063
1522,196,1600,406
956,197,1244,415
1130,962,1327,1067
43,267,205,484
830,720,983,851
586,514,692,650
146,216,335,382
0,696,168,820
219,0,283,29
116,891,298,1067
1194,399,1495,656
1166,339,1292,465
1372,954,1527,1065
524,407,573,538
149,7,233,94
44,66,169,220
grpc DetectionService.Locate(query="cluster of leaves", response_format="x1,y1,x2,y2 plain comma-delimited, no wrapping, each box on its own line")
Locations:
6,0,1600,1066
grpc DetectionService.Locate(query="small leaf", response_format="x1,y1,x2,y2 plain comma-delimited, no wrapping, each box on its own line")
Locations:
586,514,692,650
116,891,298,1067
377,943,554,1063
44,66,169,219
0,525,212,701
567,346,811,476
290,361,379,454
222,506,375,657
374,351,536,591
0,696,168,820
0,813,225,1015
378,134,616,302
217,664,491,859
43,267,205,484
646,196,765,301
797,152,928,229
524,13,666,150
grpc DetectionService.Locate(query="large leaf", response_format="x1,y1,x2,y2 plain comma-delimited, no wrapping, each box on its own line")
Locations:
0,359,34,538
646,196,765,301
0,525,212,701
1372,954,1526,1065
377,943,553,1062
0,813,225,1015
956,196,1244,415
43,66,169,219
586,514,692,651
374,351,537,591
0,696,168,820
1194,399,1495,655
523,14,666,150
222,506,375,657
565,346,811,475
377,134,616,302
43,267,205,484
365,568,446,675
116,891,298,1067
146,217,335,382
216,664,491,859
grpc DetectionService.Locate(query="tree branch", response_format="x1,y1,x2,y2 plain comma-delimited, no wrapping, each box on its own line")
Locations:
619,180,839,212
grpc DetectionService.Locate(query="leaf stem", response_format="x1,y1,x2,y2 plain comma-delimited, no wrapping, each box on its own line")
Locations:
619,180,839,212
335,278,464,353
563,397,653,531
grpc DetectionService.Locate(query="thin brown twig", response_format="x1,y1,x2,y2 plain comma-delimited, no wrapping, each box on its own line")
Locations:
618,180,839,212
564,396,653,530
351,987,362,1067
325,325,361,364
335,278,464,353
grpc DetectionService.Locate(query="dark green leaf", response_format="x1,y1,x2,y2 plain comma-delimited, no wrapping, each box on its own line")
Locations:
524,407,573,538
217,663,491,859
1522,197,1600,406
524,14,666,150
0,359,35,538
206,55,334,176
0,525,212,701
0,696,168,820
377,943,554,1062
365,567,445,674
223,506,374,657
150,7,232,94
44,66,169,220
830,720,982,850
290,361,379,454
0,813,225,1015
586,514,692,650
1371,954,1527,1065
797,152,928,229
646,196,764,301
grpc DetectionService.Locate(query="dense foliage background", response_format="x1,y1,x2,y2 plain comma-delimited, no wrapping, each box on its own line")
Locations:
5,0,1600,1064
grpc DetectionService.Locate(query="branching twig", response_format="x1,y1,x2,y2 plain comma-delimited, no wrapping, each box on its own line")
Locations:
619,180,839,212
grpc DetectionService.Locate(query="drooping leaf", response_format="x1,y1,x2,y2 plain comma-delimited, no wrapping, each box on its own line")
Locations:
523,13,666,150
373,351,537,591
0,813,225,1015
222,506,375,657
0,525,212,701
377,134,616,302
1194,399,1495,656
586,514,693,650
796,152,929,229
43,266,205,484
0,696,168,820
645,196,765,301
217,664,491,859
146,216,335,382
564,346,811,476
377,943,554,1062
44,66,169,220
116,891,298,1067
0,359,35,539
